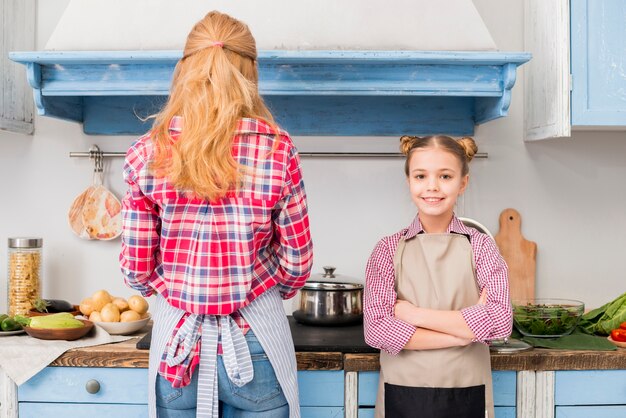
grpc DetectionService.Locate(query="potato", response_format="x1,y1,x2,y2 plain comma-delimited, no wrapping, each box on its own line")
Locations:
100,303,120,322
79,297,95,316
112,297,129,313
120,310,141,322
89,311,102,322
91,289,113,311
128,295,149,314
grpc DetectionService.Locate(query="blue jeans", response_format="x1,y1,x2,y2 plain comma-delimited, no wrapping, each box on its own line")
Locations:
156,330,289,418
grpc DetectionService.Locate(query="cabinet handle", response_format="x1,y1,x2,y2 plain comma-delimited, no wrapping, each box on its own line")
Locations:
85,379,101,394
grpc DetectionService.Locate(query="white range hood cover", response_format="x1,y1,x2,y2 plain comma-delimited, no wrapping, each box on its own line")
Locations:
45,0,497,51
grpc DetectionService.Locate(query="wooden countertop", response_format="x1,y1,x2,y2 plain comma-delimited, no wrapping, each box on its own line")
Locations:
50,332,626,371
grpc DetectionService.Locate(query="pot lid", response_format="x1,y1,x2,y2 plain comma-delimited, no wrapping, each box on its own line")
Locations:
301,282,364,291
310,266,360,284
489,337,532,353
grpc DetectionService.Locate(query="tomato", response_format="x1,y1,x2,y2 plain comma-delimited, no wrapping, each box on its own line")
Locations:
611,329,626,342
620,321,626,330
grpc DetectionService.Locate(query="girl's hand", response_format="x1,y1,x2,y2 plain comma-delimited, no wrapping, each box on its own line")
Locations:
478,287,488,305
453,336,473,347
394,300,419,325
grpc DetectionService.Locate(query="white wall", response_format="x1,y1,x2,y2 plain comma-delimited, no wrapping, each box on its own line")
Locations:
1,0,625,316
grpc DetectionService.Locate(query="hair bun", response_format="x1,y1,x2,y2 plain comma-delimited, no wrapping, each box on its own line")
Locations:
399,135,418,155
457,136,478,162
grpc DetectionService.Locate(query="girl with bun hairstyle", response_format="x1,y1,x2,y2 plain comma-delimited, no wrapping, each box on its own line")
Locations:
120,11,312,418
364,135,511,418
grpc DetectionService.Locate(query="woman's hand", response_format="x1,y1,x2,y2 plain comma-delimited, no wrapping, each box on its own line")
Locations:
394,299,420,326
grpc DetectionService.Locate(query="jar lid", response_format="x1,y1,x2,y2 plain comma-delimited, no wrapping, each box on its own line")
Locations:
8,237,43,248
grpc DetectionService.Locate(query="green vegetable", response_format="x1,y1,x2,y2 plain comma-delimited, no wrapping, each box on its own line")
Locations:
513,303,582,336
28,312,84,329
579,291,626,336
0,314,8,324
13,315,31,327
1,317,22,332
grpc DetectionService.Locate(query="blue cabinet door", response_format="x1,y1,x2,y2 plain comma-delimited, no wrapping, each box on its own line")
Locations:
555,370,626,406
298,370,344,407
571,0,626,126
357,371,516,407
556,406,626,418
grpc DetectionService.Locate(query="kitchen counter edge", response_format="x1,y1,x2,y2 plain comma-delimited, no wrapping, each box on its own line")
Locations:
49,334,626,371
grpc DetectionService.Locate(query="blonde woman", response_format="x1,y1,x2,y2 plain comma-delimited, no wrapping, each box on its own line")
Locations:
120,11,313,418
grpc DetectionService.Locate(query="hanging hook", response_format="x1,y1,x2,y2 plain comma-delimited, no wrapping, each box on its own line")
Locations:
89,145,104,186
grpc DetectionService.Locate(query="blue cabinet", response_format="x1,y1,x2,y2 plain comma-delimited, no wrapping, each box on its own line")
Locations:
571,0,626,127
356,371,516,417
555,370,626,417
298,370,345,417
17,368,344,418
18,367,148,418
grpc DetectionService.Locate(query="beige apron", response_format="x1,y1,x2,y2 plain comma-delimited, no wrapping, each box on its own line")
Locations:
375,233,494,418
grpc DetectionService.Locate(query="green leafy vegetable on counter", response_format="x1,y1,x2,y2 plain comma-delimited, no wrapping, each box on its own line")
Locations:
579,291,626,336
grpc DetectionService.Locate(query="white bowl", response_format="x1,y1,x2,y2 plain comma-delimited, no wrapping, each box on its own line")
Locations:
93,314,150,335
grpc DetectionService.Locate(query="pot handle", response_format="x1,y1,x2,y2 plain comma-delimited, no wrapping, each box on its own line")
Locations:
322,266,336,279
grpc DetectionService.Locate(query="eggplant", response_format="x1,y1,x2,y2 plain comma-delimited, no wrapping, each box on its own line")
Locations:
32,298,75,313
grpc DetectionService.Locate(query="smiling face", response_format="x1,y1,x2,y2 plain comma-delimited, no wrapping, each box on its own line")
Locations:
407,146,468,232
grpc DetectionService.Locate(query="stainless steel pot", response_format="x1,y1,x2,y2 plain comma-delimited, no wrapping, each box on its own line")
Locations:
293,267,364,326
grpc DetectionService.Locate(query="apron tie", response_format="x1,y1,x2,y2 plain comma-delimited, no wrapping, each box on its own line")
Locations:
163,313,254,418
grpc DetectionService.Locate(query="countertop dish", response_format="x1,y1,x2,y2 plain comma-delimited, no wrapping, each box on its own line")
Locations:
0,329,26,336
608,336,626,349
93,315,150,335
24,319,94,341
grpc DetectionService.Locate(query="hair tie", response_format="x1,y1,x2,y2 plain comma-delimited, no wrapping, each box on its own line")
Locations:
212,41,224,48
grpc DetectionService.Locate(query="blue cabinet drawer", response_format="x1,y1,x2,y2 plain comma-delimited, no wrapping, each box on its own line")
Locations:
492,371,516,406
19,403,148,417
555,370,626,405
20,368,343,408
359,406,515,418
494,407,516,418
18,367,148,404
359,407,375,417
298,370,344,407
556,406,626,418
358,371,516,407
301,406,344,417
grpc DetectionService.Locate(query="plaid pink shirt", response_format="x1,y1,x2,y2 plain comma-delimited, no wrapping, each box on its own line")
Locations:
120,117,313,386
364,215,511,356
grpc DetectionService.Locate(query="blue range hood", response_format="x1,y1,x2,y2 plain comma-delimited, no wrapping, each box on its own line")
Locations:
10,50,530,136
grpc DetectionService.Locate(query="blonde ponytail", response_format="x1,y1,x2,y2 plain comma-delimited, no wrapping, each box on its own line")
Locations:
400,135,418,155
457,137,478,163
150,11,280,201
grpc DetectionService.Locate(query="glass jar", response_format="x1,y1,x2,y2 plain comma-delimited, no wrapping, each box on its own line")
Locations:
7,237,42,316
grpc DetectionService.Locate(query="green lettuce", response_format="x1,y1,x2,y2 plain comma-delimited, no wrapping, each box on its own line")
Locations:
579,291,626,335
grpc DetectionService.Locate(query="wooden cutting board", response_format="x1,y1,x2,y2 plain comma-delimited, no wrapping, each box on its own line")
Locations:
494,208,537,302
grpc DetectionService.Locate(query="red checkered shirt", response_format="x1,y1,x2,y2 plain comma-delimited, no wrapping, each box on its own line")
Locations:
363,215,511,356
120,117,313,386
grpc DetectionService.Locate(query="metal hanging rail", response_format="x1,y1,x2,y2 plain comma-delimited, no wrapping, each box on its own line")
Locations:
70,146,488,159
